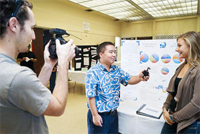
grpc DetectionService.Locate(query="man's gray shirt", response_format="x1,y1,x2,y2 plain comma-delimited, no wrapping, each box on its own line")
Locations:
0,54,51,134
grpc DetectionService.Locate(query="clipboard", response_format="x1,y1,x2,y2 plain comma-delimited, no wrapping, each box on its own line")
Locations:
136,104,163,119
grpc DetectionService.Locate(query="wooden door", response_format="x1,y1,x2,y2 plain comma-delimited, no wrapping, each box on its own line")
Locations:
32,28,44,76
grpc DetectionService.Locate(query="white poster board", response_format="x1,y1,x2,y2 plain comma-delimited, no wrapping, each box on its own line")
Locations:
120,39,183,107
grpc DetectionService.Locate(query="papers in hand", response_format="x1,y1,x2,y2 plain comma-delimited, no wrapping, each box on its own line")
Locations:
25,57,30,62
136,104,163,119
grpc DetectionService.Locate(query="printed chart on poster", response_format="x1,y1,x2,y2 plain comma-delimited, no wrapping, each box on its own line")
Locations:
121,39,184,107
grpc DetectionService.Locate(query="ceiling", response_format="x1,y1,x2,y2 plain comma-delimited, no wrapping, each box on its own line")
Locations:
68,0,200,22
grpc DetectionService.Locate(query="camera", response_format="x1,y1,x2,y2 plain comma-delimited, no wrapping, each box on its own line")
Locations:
48,28,79,59
143,67,150,79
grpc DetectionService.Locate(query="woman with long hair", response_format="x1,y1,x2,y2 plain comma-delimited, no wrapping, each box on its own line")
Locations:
161,31,200,134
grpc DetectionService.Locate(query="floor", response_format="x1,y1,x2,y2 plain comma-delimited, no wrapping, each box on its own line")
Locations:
45,93,88,134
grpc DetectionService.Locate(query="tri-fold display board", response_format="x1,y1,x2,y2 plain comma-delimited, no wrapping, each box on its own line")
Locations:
120,39,184,116
74,45,98,71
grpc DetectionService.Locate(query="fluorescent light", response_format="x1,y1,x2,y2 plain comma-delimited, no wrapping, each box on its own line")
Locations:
68,0,199,21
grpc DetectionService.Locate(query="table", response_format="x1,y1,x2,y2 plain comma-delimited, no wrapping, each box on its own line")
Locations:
68,70,86,94
118,99,165,134
68,70,86,83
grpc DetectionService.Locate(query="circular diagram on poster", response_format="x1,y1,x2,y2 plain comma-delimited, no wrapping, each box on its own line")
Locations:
140,54,149,63
161,67,169,75
173,54,183,63
150,54,159,63
161,54,171,63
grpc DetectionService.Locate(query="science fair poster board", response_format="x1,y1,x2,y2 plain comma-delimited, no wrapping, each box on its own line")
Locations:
120,39,183,107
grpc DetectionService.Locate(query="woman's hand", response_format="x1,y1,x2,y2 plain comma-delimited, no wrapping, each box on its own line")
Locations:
163,108,174,125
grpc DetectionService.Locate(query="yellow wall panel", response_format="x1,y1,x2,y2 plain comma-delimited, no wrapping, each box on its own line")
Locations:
30,0,121,45
155,18,197,35
121,21,153,37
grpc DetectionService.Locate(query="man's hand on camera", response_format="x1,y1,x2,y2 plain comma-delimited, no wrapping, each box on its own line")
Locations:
55,39,76,63
44,41,58,68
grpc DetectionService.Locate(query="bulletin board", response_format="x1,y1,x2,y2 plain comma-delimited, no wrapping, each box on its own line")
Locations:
120,39,184,107
74,45,98,71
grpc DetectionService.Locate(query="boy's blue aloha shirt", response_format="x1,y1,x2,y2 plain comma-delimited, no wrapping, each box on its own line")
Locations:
85,61,132,112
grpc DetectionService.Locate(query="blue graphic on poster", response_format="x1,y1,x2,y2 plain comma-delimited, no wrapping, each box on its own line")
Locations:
160,42,166,48
161,67,169,75
158,85,163,90
161,54,171,63
173,54,183,63
140,53,149,63
150,54,159,63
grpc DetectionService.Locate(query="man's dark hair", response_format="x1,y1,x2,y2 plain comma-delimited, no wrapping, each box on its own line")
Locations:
97,41,115,59
0,0,33,38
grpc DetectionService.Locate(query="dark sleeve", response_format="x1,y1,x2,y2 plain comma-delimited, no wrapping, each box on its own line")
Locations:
29,52,36,59
17,53,23,59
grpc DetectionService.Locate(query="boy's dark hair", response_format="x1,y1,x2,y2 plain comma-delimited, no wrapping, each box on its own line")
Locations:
97,41,115,59
0,0,33,38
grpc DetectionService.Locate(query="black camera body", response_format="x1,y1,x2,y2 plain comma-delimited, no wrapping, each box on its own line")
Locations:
48,28,78,59
143,67,150,79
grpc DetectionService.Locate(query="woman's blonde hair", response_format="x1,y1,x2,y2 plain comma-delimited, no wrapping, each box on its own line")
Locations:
177,31,200,66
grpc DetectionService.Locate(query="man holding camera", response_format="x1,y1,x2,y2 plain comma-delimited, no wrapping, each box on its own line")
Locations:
0,0,75,133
